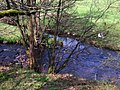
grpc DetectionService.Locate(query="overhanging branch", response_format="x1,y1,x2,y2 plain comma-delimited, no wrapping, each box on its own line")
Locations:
0,9,24,18
0,9,41,18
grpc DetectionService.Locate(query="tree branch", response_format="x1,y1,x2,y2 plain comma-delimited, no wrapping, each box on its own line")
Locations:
0,9,42,18
0,9,24,18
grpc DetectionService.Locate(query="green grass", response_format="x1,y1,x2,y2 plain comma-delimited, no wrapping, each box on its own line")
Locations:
75,0,120,22
0,22,21,43
0,68,49,90
94,22,120,49
0,68,119,90
70,0,120,50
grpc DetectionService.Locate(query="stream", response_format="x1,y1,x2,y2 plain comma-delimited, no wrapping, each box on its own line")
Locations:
0,36,120,85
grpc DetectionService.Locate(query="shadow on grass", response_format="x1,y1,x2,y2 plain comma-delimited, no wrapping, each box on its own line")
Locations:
0,67,33,88
0,67,17,84
0,67,49,90
39,74,98,90
0,68,120,90
39,74,120,90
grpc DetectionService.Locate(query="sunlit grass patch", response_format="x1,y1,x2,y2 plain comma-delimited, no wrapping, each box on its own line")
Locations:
75,0,120,21
0,22,21,43
90,22,120,50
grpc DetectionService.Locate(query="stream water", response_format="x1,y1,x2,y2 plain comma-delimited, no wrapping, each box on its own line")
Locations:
47,35,120,84
0,36,120,84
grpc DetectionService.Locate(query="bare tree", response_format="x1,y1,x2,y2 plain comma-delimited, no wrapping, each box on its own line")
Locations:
0,0,119,73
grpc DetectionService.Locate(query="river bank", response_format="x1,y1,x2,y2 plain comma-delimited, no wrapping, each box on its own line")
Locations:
0,20,120,51
1,68,120,90
46,29,120,51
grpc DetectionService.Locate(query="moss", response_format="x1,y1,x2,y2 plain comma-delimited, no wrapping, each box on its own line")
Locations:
0,9,22,14
0,9,24,18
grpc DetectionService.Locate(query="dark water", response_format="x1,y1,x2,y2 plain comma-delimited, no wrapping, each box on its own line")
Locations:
0,36,120,84
49,36,120,84
0,44,26,65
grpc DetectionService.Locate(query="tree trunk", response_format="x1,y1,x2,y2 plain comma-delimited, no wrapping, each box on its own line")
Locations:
48,0,62,74
29,15,36,69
